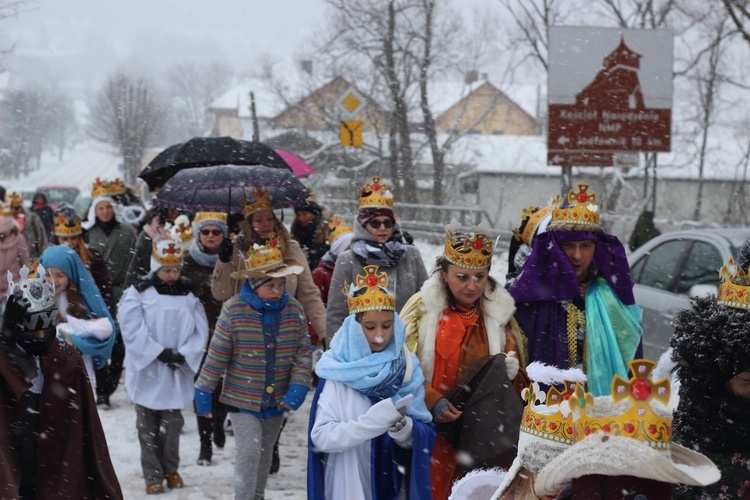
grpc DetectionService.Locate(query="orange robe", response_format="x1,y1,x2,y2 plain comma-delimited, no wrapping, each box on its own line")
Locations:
425,307,521,499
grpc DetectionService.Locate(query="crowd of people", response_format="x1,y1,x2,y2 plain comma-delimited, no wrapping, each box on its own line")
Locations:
0,174,747,500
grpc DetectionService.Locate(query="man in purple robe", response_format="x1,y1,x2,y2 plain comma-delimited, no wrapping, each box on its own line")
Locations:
509,184,643,396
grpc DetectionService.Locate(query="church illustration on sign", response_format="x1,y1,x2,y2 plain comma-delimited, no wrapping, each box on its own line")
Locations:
548,35,671,153
575,38,645,112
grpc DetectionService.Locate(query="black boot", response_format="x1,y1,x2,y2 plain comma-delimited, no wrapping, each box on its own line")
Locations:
270,441,280,475
196,415,213,466
213,418,226,449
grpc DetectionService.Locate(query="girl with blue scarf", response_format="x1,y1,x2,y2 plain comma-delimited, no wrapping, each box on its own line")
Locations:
308,265,435,500
39,245,116,393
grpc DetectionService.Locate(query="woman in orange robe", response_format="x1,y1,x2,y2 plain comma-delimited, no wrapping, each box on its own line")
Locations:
401,224,528,499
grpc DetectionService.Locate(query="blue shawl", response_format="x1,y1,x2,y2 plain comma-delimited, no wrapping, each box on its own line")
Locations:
315,313,431,422
39,245,115,369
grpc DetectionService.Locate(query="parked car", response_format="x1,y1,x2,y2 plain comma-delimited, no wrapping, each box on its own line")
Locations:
36,185,81,211
628,228,750,359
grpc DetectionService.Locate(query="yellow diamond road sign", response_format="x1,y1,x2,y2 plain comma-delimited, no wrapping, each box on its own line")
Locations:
337,87,365,119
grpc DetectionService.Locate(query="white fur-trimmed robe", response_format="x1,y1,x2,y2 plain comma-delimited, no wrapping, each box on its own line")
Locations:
401,272,516,384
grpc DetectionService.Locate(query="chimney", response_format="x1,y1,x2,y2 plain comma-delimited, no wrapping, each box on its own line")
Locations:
301,60,313,75
464,69,479,85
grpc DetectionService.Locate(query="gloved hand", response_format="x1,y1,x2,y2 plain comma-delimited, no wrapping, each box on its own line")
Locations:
3,290,29,338
218,238,234,263
389,416,407,433
505,351,519,380
157,348,186,370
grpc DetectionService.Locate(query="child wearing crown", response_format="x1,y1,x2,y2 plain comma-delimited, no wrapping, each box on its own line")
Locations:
0,264,122,498
308,265,435,499
195,234,312,500
118,235,209,495
39,245,116,395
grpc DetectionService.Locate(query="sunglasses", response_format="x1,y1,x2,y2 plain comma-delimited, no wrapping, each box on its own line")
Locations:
368,219,394,229
200,229,223,236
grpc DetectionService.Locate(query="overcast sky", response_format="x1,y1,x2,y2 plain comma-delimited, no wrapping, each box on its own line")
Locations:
1,0,499,92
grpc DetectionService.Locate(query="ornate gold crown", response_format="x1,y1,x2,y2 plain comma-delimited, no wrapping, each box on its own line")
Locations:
0,202,13,217
358,177,394,210
568,359,672,451
152,237,185,268
5,190,23,208
521,381,577,446
242,186,273,217
718,257,750,310
513,205,552,246
344,265,395,314
443,225,494,270
549,183,601,232
166,214,194,250
92,177,127,198
194,211,227,226
26,257,39,278
243,233,285,273
54,209,82,237
327,215,353,246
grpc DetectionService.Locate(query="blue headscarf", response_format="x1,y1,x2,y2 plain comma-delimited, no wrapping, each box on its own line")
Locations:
315,312,432,423
39,245,115,369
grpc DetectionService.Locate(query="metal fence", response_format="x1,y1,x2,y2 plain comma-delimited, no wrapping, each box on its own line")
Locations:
321,198,513,250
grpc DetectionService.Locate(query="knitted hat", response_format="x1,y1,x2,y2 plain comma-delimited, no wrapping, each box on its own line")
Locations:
535,360,721,495
247,277,273,290
193,212,228,238
294,190,322,216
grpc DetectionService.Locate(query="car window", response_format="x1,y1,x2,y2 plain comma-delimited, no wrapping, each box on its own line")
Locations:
632,239,689,291
674,241,723,294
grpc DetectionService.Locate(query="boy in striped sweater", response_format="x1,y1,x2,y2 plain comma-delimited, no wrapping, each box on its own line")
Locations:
195,233,312,500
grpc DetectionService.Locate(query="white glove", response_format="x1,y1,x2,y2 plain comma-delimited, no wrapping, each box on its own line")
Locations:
388,415,414,448
505,352,519,380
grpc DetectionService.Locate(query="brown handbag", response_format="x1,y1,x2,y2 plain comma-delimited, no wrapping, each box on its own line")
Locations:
435,353,522,469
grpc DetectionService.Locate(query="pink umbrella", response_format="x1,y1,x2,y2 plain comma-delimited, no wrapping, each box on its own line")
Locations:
274,149,318,178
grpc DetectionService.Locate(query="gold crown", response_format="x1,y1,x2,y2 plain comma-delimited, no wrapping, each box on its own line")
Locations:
242,186,273,217
91,177,127,198
327,215,353,246
243,233,285,273
54,209,82,237
568,359,672,451
549,183,601,232
5,190,23,208
520,381,577,446
26,258,39,278
152,238,184,267
513,205,552,246
0,202,12,217
305,189,318,203
443,226,494,270
167,214,194,250
344,265,395,314
358,177,394,210
194,211,228,226
718,257,750,310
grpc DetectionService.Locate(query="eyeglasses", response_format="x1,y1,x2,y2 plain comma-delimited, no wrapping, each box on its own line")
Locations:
200,229,223,236
368,219,394,229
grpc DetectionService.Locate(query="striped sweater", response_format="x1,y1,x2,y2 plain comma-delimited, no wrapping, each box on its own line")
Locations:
194,294,312,412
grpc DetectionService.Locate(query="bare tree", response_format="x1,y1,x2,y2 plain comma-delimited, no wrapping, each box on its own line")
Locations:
723,0,750,47
690,12,732,220
89,72,165,186
1,89,49,178
163,61,234,140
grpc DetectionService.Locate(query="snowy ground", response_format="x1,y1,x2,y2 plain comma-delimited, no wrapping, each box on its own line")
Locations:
98,242,508,498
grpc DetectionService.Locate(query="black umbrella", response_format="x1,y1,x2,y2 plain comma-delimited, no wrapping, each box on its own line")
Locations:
151,164,309,215
139,137,291,191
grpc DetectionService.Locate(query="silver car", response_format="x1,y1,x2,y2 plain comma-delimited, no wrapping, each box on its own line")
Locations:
628,228,750,359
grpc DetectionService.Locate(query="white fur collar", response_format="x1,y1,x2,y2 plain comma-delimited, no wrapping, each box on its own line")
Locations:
416,272,516,383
